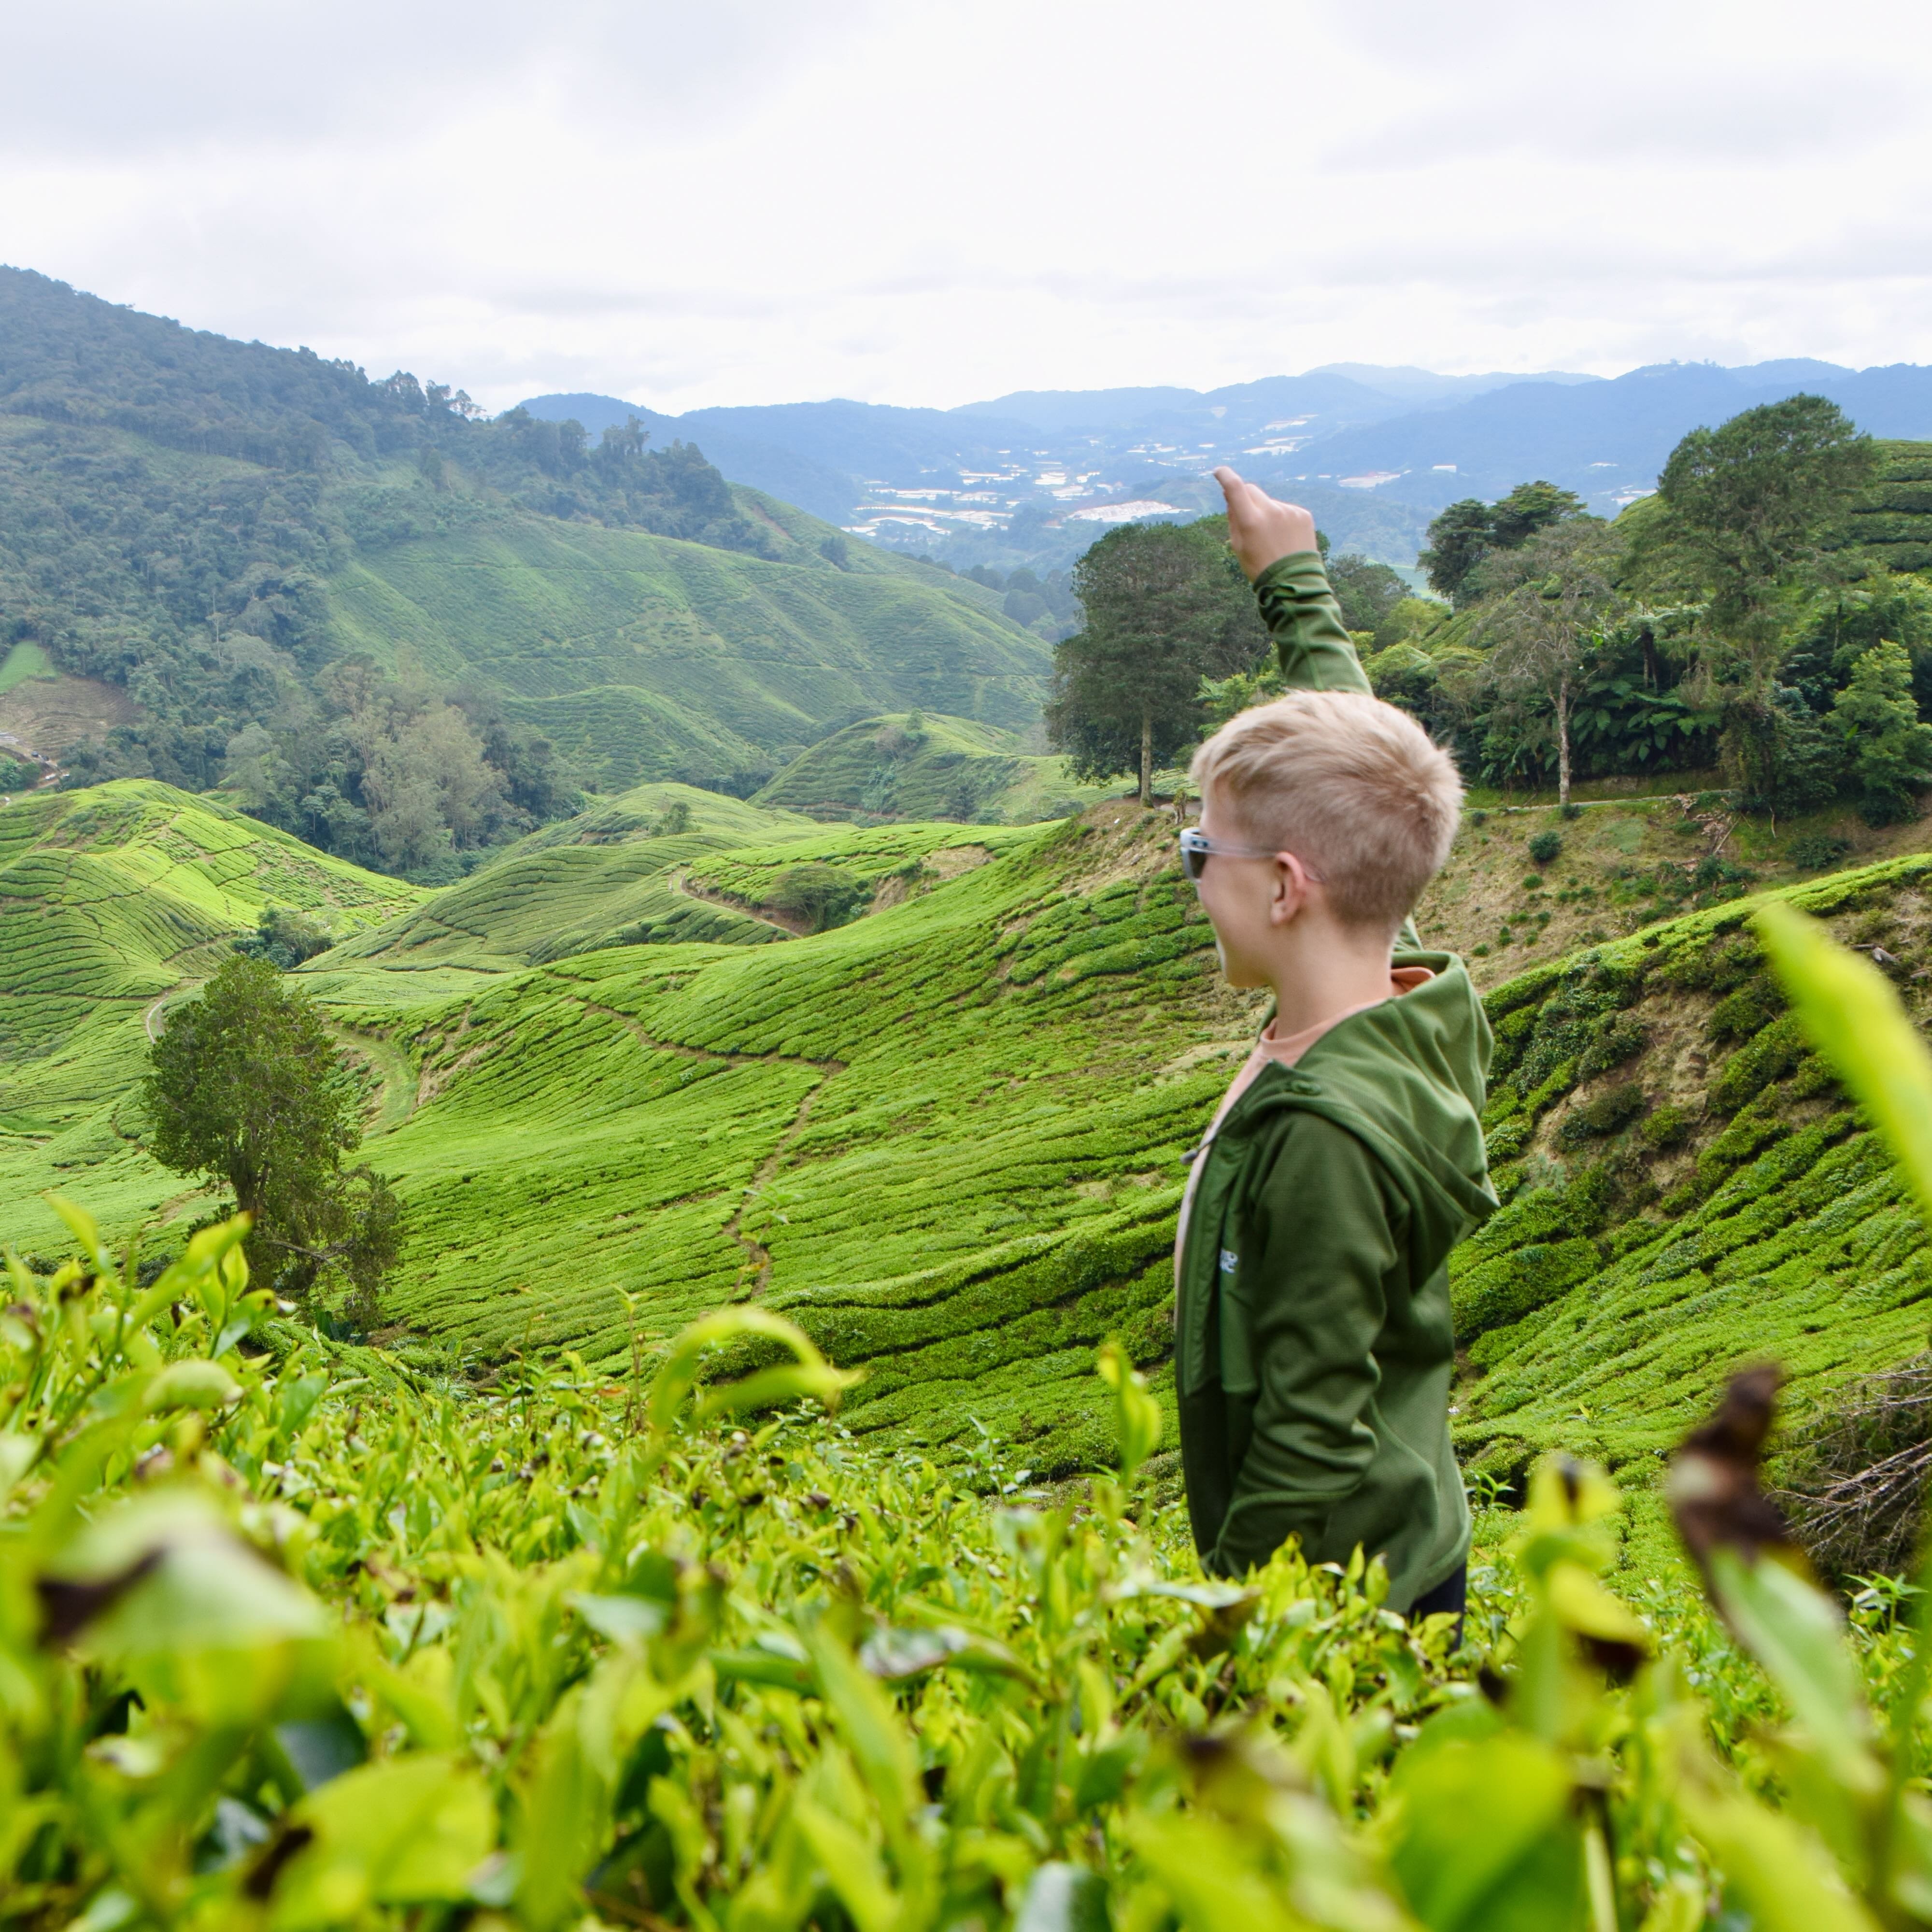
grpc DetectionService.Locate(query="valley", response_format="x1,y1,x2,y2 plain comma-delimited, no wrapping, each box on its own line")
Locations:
10,769,1932,1506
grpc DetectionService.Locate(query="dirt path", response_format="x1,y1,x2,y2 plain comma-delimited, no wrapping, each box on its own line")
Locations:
565,994,844,1296
667,867,809,937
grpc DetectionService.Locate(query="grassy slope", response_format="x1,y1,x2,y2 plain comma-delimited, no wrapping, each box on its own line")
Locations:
1413,790,1932,987
13,776,1932,1497
0,781,421,1237
319,782,824,970
751,712,1111,824
325,484,1050,789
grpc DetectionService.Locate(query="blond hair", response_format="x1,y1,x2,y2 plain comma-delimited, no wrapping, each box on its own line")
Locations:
1189,690,1462,934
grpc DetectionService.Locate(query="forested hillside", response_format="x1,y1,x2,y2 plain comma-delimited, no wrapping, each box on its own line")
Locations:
0,268,1045,868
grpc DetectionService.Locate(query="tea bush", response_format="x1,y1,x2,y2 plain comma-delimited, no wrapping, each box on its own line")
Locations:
13,1173,1932,1929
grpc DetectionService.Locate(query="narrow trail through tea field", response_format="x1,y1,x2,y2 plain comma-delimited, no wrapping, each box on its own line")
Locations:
667,867,808,937
564,993,846,1295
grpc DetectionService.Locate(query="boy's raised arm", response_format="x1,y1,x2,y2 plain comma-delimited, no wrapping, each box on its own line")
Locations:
1214,467,1371,698
1213,468,1425,953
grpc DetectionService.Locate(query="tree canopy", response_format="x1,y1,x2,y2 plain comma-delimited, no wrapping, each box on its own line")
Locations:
140,955,401,1325
1045,520,1265,804
1420,481,1587,604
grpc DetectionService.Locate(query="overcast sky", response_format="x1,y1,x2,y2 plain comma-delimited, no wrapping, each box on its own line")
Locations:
3,0,1929,413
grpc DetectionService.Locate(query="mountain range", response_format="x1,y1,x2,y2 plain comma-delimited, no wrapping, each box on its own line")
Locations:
526,357,1932,574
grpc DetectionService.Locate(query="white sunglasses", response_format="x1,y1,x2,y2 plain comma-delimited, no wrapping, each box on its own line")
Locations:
1179,827,1325,884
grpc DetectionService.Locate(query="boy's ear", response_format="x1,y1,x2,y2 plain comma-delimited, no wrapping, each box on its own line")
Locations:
1268,851,1319,925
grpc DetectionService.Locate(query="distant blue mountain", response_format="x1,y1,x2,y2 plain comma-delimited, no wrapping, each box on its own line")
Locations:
521,359,1932,569
1271,361,1932,517
518,392,865,524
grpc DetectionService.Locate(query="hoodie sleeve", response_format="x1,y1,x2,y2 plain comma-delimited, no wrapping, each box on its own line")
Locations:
1250,552,1425,953
1252,552,1371,696
1208,1114,1400,1579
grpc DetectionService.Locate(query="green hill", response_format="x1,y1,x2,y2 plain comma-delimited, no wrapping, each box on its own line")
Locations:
0,780,420,1231
13,774,1932,1493
750,711,1111,823
0,266,1050,821
322,490,1049,794
315,782,824,970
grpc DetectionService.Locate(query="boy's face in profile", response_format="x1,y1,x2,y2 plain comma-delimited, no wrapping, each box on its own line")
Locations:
1192,783,1282,991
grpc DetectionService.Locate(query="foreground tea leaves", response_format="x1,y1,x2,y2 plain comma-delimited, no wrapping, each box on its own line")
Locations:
10,1173,1932,1928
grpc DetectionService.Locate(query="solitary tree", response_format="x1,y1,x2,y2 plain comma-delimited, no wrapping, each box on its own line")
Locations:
141,955,402,1326
1045,520,1264,805
1473,520,1624,806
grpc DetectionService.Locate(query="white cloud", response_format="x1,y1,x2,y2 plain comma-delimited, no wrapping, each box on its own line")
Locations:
1,0,1929,411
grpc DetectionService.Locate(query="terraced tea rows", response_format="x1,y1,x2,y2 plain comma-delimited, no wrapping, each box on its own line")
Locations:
12,773,1932,1499
1447,854,1932,1490
319,784,823,969
285,807,1241,1468
329,494,1050,788
0,781,421,1236
750,711,1109,824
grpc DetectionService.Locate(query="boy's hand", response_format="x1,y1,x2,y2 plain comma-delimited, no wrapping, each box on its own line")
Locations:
1215,467,1318,581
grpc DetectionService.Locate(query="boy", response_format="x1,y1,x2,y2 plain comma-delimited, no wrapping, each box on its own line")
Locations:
1172,468,1494,1621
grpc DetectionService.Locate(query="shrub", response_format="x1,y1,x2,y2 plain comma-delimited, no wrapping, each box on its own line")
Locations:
1560,801,1583,821
1637,1102,1694,1151
768,862,868,932
1789,831,1851,872
233,904,333,969
1708,974,1783,1041
1776,1353,1932,1584
1555,1081,1648,1149
1577,1013,1646,1080
1710,1011,1806,1112
1528,828,1563,865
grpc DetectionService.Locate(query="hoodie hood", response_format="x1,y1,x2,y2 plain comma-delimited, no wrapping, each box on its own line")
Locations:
1235,949,1497,1265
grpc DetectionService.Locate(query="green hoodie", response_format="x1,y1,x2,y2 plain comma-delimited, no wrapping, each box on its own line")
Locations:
1174,551,1496,1609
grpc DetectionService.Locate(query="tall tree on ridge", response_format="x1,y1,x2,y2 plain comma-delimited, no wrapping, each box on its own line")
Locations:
1472,519,1625,807
1639,394,1875,798
1046,520,1264,807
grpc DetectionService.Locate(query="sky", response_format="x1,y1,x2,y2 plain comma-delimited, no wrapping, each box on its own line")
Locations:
3,0,1930,414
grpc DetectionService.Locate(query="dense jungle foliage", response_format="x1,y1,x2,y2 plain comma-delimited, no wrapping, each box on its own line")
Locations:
1051,398,1932,823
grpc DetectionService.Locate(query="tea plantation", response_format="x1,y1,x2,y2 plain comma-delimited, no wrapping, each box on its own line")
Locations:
0,782,420,1227
12,769,1932,1510
749,711,1109,824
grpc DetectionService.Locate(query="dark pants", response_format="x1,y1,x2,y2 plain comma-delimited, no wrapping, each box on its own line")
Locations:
1407,1562,1467,1644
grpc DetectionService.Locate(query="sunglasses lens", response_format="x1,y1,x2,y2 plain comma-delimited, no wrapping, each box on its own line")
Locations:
1181,840,1207,881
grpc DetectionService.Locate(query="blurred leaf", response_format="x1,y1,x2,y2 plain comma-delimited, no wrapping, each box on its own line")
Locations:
573,1593,669,1645
273,1754,495,1926
1756,899,1932,1221
143,1357,242,1413
1708,1548,1879,1794
647,1306,860,1434
1014,1861,1110,1932
1676,1781,1882,1932
795,1796,897,1932
1387,1729,1580,1932
806,1619,920,1842
1096,1338,1162,1485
